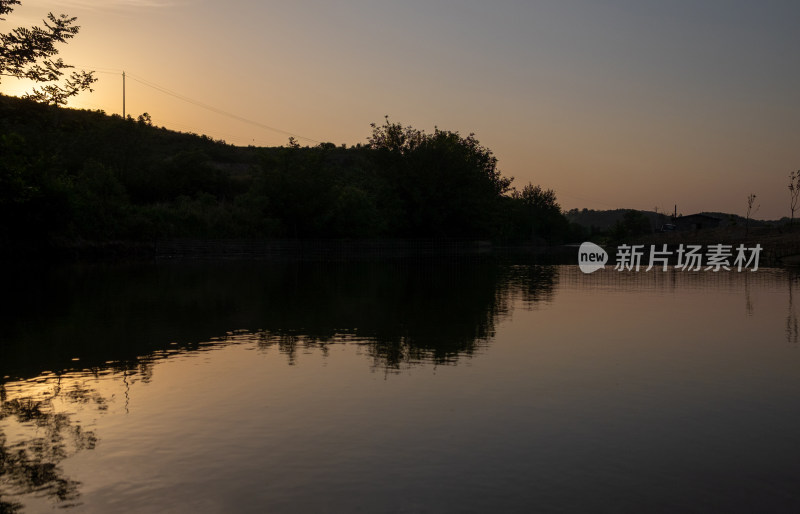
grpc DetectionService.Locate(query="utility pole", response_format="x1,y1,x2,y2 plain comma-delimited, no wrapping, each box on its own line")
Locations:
122,71,126,119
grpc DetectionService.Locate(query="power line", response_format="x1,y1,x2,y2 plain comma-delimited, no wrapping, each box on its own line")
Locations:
124,72,320,144
62,65,321,145
148,116,277,147
76,67,124,75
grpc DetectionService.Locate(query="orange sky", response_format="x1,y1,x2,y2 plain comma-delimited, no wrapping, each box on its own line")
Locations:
2,0,798,219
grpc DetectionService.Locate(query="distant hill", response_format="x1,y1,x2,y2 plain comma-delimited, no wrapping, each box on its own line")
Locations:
565,208,776,232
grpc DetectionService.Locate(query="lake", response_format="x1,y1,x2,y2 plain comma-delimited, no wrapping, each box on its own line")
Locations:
2,259,799,513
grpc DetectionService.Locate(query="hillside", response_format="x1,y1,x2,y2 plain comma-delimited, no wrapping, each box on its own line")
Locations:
0,94,576,254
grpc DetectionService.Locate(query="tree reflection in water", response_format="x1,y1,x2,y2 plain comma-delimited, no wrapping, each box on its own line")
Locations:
1,260,561,379
0,377,107,512
0,260,561,510
5,262,800,512
254,263,559,370
0,259,562,510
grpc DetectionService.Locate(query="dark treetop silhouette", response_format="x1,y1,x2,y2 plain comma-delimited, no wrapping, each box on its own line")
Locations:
0,0,96,106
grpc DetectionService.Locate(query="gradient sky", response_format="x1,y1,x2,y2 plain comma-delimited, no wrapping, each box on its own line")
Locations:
2,0,798,219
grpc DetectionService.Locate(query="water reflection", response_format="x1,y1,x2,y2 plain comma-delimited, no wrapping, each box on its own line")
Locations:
787,271,799,344
2,263,800,512
0,261,559,380
0,376,106,512
253,264,560,369
0,260,560,511
3,263,797,382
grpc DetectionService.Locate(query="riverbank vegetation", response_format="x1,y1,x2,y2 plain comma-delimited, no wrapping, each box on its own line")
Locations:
1,95,582,251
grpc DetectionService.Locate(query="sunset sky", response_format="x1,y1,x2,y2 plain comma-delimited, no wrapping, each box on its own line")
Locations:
2,0,798,219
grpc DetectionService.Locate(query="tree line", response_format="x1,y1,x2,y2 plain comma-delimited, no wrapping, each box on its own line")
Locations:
0,97,580,247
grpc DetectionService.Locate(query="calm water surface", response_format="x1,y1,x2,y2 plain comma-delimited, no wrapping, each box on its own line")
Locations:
1,261,799,513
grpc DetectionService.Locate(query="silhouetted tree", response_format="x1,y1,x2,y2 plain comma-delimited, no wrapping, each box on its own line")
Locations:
789,171,800,225
136,112,152,126
611,209,651,240
510,182,566,241
368,117,512,237
745,193,758,237
367,116,425,155
0,0,96,105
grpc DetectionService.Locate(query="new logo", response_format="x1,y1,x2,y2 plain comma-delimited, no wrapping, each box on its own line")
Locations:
578,242,608,274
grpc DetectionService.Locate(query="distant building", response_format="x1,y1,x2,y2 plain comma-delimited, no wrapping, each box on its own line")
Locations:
674,214,721,231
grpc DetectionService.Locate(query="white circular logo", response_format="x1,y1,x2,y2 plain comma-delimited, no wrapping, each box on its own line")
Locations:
578,242,608,274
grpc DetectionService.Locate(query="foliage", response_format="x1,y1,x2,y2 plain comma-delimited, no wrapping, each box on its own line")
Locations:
610,210,652,240
368,117,513,237
502,183,568,242
0,95,577,248
0,0,96,105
